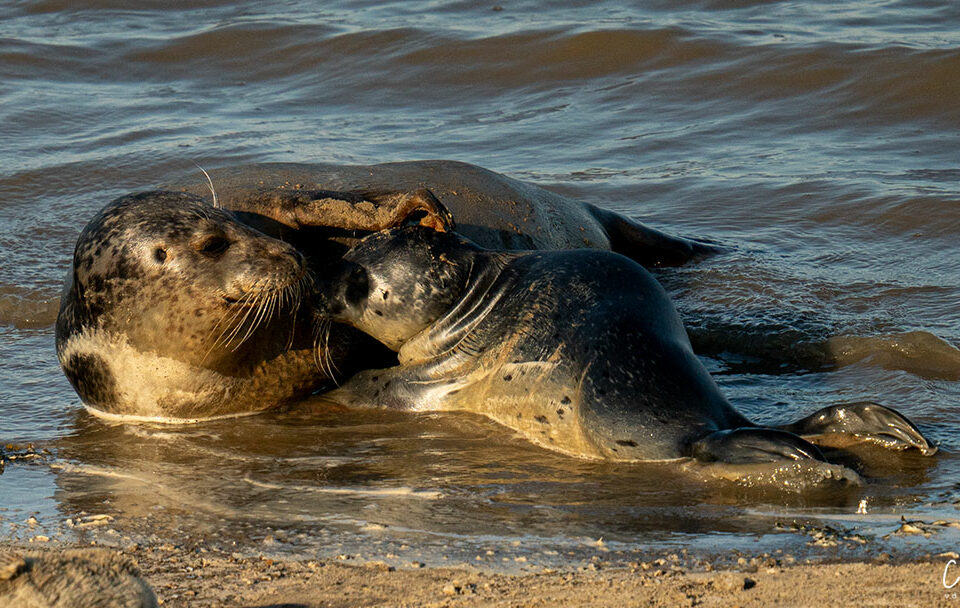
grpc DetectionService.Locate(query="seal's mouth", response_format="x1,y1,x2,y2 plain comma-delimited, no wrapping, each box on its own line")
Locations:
220,291,262,307
204,268,312,357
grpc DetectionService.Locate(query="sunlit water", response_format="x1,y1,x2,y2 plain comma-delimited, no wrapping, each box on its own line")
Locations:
1,0,959,568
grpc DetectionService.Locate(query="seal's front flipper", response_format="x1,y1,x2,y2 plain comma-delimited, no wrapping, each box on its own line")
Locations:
778,402,937,455
356,189,456,233
688,428,826,464
231,188,454,233
323,360,463,412
285,188,454,232
587,204,722,268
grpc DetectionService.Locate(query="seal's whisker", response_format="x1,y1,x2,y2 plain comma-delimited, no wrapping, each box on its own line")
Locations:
312,316,334,380
222,292,262,350
193,161,220,209
187,208,207,223
233,291,270,350
218,291,257,342
312,320,323,375
318,319,330,380
324,320,339,384
285,311,297,351
232,295,266,349
283,284,299,351
208,295,250,352
200,309,231,362
249,288,280,343
203,268,310,357
320,317,340,386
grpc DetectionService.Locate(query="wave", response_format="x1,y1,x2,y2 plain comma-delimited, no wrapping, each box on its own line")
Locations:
691,326,960,381
5,14,960,128
0,290,60,329
827,331,960,382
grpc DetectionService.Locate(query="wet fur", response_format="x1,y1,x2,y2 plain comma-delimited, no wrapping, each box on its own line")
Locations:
56,192,326,419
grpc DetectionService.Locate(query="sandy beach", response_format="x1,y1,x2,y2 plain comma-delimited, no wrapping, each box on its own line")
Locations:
4,541,954,607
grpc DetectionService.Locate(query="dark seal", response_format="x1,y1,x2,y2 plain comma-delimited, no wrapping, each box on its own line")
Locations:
312,224,936,473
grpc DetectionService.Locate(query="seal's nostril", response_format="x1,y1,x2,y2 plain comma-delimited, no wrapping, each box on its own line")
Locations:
283,247,305,266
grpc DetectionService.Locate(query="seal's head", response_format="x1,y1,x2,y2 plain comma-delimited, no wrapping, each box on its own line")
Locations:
56,191,320,420
314,227,480,351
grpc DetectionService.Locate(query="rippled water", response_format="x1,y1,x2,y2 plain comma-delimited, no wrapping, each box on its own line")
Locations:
1,0,959,565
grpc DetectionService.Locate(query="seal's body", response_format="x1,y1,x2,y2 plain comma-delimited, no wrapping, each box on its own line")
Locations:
169,159,716,268
316,227,935,465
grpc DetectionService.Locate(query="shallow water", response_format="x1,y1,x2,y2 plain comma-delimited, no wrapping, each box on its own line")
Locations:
1,0,959,567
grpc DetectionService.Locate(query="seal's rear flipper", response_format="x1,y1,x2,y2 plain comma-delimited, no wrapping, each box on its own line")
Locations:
777,402,938,456
587,204,722,267
687,428,826,464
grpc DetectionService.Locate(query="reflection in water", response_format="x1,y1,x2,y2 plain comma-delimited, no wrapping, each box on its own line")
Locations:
26,398,940,565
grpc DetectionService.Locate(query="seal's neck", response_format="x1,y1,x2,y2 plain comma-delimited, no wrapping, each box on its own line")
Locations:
317,227,480,351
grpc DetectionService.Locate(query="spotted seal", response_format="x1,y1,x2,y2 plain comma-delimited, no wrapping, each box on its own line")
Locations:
312,224,936,469
55,192,397,420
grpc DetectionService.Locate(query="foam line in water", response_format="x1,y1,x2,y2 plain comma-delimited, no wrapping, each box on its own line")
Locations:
84,404,260,425
243,476,443,499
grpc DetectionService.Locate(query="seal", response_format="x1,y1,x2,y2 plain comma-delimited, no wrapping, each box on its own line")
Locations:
167,159,718,268
60,161,720,419
312,224,936,469
55,191,392,420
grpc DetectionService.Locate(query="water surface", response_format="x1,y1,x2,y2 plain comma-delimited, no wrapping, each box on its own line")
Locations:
1,0,959,567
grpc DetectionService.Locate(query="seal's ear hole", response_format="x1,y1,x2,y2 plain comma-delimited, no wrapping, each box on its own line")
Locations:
154,247,167,263
198,236,230,257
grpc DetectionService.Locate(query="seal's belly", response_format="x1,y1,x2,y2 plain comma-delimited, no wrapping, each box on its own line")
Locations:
328,350,693,462
443,360,608,459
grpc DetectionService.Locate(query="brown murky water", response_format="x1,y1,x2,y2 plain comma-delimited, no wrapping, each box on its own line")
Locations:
1,0,959,566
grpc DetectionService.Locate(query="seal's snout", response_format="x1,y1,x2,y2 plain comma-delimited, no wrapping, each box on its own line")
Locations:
267,241,308,282
274,240,307,268
224,236,308,302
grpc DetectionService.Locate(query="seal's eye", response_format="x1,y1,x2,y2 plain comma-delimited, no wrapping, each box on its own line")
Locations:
198,236,230,257
154,248,167,263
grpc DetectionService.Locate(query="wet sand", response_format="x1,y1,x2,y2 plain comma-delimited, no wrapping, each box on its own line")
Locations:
4,541,952,607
